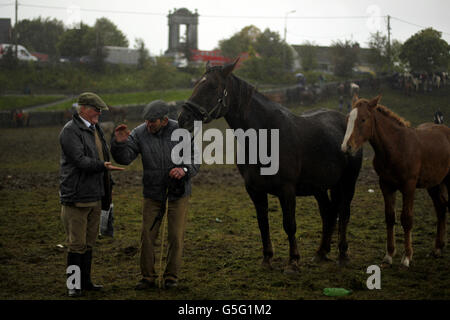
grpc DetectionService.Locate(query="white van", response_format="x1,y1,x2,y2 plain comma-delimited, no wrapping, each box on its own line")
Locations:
0,44,38,61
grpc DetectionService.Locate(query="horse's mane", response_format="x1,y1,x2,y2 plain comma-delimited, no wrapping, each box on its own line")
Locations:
375,104,411,127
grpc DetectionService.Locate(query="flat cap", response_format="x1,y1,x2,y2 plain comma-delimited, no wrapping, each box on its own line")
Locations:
77,92,109,111
143,100,169,120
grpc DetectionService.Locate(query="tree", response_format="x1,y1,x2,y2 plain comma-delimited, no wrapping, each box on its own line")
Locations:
390,39,405,72
56,22,91,59
399,28,450,72
134,38,149,70
83,18,129,49
219,26,294,83
56,17,129,71
145,57,177,89
297,41,318,71
219,25,261,59
367,31,391,72
14,17,65,59
330,40,360,78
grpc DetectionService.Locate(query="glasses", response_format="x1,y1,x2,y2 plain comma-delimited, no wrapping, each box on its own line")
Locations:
88,105,102,113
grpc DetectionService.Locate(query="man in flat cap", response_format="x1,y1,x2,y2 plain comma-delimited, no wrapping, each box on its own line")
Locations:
59,92,123,297
111,100,199,289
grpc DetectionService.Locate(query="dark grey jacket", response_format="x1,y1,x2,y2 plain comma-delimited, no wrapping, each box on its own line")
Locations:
110,119,199,201
59,114,111,205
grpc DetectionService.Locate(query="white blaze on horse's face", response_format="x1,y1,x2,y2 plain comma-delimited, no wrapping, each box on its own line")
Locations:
341,108,358,153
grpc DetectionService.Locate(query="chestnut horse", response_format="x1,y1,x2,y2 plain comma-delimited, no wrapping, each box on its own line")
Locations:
341,96,450,267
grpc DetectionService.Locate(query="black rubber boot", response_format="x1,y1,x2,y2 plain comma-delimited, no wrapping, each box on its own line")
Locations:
82,250,103,291
66,252,83,298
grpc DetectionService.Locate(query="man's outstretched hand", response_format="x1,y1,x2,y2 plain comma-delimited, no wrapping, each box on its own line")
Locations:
104,162,124,171
114,124,130,142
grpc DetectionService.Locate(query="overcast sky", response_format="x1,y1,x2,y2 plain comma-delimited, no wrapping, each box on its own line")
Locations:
2,0,450,55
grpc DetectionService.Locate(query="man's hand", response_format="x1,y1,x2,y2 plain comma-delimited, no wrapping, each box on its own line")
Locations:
169,167,186,180
114,124,130,142
104,162,124,171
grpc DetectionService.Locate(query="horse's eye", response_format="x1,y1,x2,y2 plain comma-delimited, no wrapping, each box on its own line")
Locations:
361,119,366,123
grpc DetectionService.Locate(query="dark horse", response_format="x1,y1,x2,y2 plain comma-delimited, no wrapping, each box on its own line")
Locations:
178,60,362,273
341,96,450,267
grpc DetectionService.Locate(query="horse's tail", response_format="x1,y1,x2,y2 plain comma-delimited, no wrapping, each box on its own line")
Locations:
443,175,450,212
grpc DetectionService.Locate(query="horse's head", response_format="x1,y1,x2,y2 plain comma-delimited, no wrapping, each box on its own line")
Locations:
341,95,381,154
178,58,239,131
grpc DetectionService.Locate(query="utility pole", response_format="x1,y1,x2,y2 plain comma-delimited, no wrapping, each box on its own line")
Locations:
387,15,391,71
14,0,18,59
283,10,296,71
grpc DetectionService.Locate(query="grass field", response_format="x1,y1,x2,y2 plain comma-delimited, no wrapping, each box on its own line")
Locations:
0,84,449,300
35,90,193,111
0,95,66,111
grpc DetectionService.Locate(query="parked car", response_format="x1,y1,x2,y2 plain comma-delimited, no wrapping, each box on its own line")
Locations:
0,43,38,61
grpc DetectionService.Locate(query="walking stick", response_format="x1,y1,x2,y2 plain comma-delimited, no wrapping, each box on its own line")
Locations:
158,199,168,289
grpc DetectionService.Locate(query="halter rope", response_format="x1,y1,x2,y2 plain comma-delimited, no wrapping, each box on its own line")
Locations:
182,88,229,122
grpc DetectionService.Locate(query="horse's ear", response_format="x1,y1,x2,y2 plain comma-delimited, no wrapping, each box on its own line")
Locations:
206,60,211,71
222,58,240,78
368,95,381,108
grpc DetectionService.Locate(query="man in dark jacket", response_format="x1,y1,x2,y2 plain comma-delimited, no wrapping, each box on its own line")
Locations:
111,100,199,289
59,92,123,297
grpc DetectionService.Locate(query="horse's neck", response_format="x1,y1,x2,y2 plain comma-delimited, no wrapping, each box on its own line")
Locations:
370,111,407,164
224,78,265,130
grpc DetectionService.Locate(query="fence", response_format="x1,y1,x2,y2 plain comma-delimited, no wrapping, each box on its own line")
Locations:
0,78,383,128
0,101,184,128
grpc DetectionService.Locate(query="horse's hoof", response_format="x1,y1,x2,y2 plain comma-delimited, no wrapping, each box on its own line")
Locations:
380,254,393,268
382,254,393,265
311,253,333,264
261,259,273,270
430,249,443,258
400,255,410,268
283,262,300,275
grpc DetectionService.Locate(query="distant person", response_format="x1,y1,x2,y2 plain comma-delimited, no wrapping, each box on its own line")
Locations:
111,100,200,290
59,92,123,297
15,109,24,127
434,109,444,124
338,96,344,112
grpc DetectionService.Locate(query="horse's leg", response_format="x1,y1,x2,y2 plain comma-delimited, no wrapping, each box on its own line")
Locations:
336,175,358,266
427,184,447,257
312,191,335,263
380,181,397,266
400,183,416,267
245,186,273,269
278,186,299,274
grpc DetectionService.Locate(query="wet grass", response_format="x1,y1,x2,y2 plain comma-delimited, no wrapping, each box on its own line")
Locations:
38,90,192,111
0,95,66,111
0,85,449,300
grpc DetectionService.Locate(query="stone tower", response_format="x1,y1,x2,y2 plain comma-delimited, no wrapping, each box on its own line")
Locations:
166,8,198,55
